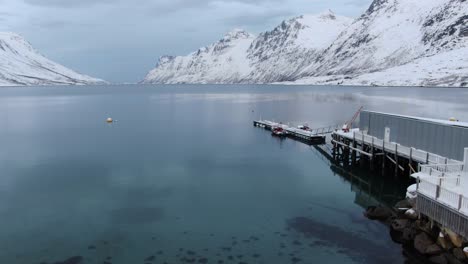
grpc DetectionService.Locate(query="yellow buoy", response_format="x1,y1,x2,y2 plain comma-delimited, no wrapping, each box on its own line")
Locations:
449,117,457,121
106,117,113,123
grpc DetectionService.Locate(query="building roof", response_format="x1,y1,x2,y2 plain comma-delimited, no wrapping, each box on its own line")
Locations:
363,110,468,129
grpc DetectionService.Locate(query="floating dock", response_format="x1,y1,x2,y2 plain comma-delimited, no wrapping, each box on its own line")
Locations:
253,120,338,144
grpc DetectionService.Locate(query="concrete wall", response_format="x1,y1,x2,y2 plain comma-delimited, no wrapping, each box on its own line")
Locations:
359,111,468,161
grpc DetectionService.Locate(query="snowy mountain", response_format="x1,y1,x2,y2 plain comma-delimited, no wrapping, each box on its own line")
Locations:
245,10,353,83
144,29,256,84
143,11,352,84
143,0,468,87
0,32,105,86
295,0,468,87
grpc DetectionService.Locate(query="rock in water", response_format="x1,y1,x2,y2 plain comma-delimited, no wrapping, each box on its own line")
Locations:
391,219,410,232
428,255,448,264
437,232,454,250
445,229,463,248
414,233,434,255
425,244,443,255
404,209,418,220
394,199,412,210
53,256,83,264
452,248,467,261
364,206,393,220
443,253,464,264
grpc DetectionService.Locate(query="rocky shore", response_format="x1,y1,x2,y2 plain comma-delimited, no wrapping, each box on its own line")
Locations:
365,199,468,264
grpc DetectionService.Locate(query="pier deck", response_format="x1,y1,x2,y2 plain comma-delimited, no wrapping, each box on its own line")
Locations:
332,128,468,239
412,154,468,238
332,129,461,165
253,120,337,144
254,111,468,241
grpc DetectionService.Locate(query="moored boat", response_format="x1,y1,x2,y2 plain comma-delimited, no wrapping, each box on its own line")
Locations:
271,127,287,137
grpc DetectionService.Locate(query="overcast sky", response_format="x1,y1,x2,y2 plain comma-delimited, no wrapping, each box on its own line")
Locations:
0,0,372,83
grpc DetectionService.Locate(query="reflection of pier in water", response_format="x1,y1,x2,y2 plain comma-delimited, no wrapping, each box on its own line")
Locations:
311,144,408,209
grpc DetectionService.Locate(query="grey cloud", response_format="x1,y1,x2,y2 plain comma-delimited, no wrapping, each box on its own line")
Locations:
31,19,94,29
0,11,17,18
23,0,115,8
23,0,284,10
222,9,296,28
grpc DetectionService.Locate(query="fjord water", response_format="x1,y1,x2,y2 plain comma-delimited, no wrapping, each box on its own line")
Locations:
1,85,467,264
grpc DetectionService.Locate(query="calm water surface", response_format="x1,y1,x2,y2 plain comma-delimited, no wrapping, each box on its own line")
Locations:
1,85,467,264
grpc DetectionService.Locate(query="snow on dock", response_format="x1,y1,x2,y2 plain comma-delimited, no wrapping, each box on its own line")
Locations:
254,111,468,239
333,129,461,165
332,111,468,239
253,120,338,144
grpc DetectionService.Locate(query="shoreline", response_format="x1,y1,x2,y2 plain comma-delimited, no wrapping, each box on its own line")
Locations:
366,199,468,264
1,83,467,89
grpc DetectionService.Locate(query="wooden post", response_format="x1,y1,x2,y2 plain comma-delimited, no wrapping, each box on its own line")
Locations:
426,152,430,164
395,144,399,176
369,137,374,171
382,140,386,170
409,148,413,177
458,195,463,211
361,133,365,151
332,134,336,160
352,132,357,165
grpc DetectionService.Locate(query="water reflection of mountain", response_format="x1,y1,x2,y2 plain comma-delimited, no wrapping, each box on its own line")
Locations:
312,145,410,209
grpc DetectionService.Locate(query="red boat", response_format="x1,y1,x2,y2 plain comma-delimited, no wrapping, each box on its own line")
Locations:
271,127,287,137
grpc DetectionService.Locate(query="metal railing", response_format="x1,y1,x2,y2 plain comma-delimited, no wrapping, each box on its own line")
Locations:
347,131,461,165
417,176,468,215
420,163,465,177
309,125,341,135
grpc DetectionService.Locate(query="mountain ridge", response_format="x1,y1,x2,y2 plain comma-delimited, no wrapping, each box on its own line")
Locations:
143,0,468,87
0,32,106,87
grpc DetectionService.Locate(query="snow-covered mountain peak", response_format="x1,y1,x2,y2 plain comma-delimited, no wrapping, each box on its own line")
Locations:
0,32,35,54
155,55,175,67
222,29,254,41
274,12,353,50
317,9,337,20
141,28,255,84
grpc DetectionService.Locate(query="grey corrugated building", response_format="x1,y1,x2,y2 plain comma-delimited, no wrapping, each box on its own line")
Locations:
359,111,468,161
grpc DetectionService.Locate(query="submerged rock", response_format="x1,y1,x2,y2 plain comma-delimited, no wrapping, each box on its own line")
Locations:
429,255,448,264
364,206,394,220
414,233,435,255
144,255,156,261
52,256,83,264
426,244,443,255
452,248,467,261
394,199,413,210
391,219,410,232
404,209,418,220
445,229,464,248
287,216,393,262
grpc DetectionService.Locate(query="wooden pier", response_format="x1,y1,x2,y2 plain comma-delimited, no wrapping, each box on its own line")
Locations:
253,120,338,144
253,111,468,241
331,129,461,174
